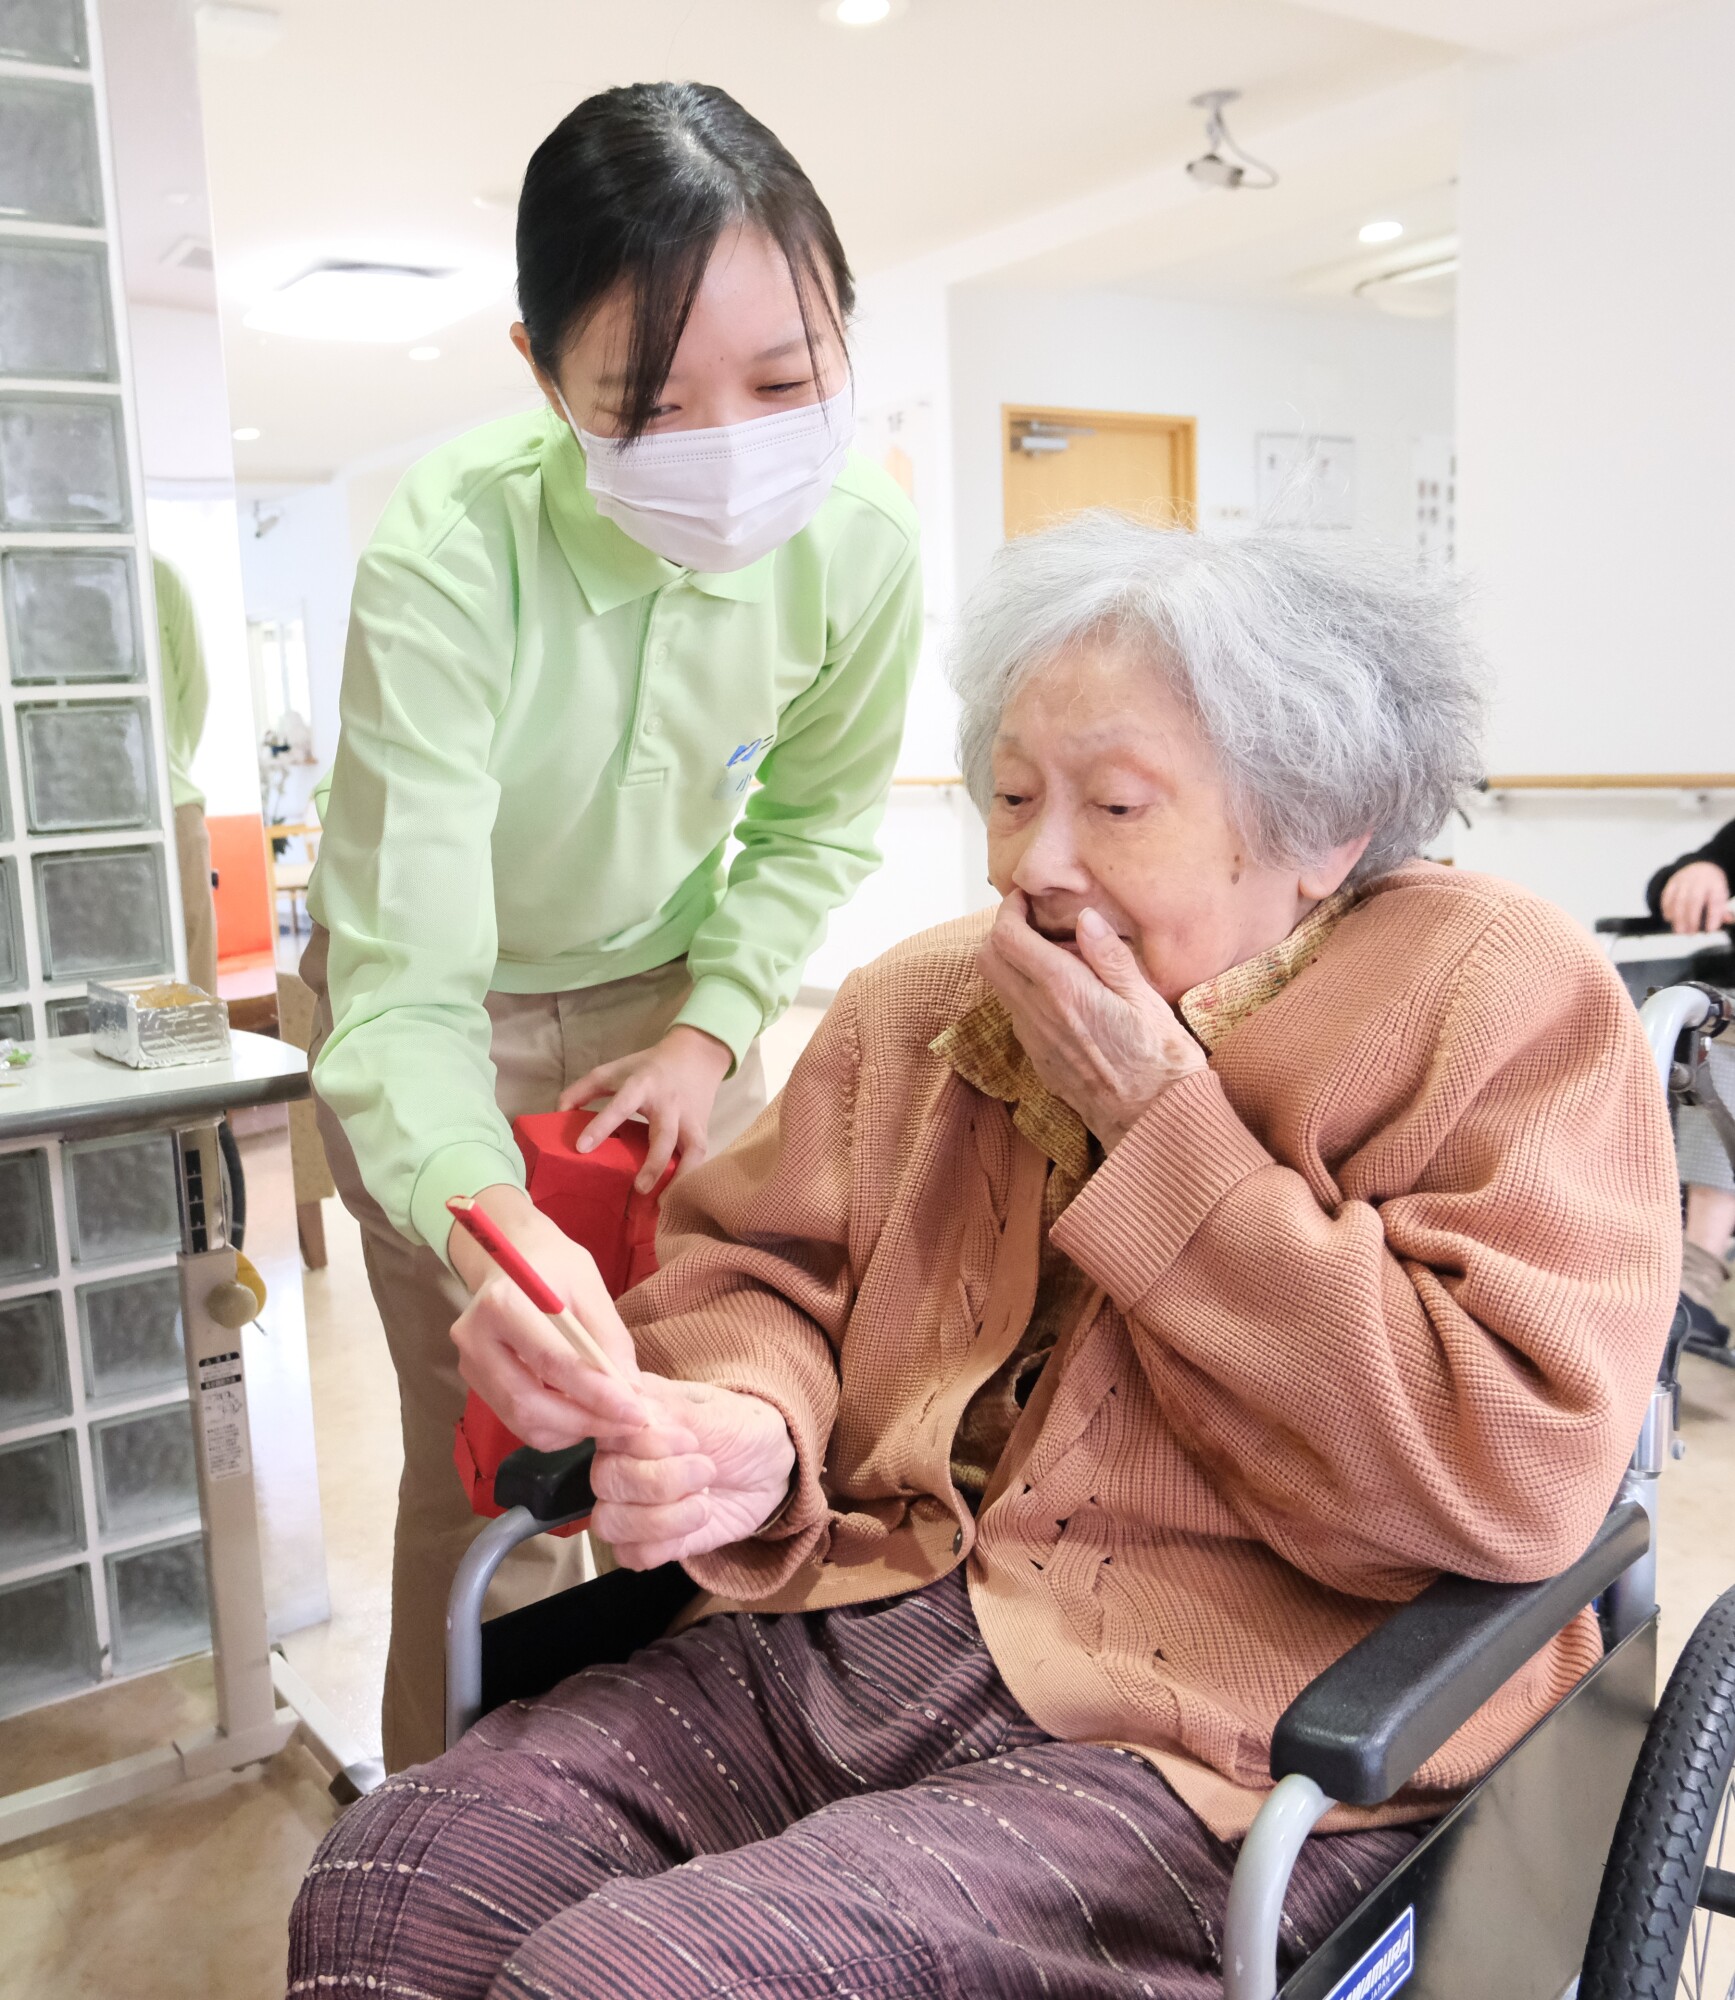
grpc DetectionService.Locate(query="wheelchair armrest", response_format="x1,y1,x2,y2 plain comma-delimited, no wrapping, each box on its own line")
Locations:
1269,1500,1651,1806
1595,916,1667,937
494,1440,597,1523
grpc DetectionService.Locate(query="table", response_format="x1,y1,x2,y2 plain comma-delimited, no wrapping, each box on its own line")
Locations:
0,1032,380,1844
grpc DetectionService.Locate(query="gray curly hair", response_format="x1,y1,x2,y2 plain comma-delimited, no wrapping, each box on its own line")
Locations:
947,513,1487,883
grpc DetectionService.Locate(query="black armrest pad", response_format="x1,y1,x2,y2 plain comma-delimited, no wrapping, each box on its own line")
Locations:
1595,916,1665,936
495,1440,597,1523
1270,1501,1651,1806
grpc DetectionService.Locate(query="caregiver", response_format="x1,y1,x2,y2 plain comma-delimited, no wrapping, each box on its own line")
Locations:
302,81,922,1769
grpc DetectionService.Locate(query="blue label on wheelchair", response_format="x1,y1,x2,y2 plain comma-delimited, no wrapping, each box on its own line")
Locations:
1322,1906,1414,2000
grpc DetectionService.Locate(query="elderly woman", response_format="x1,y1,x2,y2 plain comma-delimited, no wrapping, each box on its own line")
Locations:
289,519,1676,2000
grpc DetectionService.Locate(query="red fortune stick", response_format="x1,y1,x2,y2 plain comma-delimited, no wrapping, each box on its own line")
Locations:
446,1195,627,1382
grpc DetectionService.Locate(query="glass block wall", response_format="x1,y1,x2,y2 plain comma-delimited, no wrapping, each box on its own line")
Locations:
0,0,204,1720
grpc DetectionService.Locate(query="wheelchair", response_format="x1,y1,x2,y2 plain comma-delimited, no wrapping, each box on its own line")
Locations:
1598,917,1735,1373
441,982,1735,2000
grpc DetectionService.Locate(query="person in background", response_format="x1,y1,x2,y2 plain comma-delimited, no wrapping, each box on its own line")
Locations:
305,82,922,1770
1648,816,1735,1341
153,556,218,996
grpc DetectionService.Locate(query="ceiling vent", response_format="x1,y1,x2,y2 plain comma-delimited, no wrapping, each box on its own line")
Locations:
162,236,215,273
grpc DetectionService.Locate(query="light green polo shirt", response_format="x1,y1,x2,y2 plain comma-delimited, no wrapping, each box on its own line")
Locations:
309,407,922,1257
152,556,208,809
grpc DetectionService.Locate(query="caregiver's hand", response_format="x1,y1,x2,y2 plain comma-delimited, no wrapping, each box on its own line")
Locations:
448,1185,649,1452
590,1378,796,1570
980,891,1207,1152
1661,860,1732,936
560,1025,734,1193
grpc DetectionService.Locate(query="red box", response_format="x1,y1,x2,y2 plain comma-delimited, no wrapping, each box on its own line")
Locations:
452,1108,675,1527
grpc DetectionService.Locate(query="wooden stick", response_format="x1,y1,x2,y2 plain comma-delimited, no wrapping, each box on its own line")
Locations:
446,1196,625,1381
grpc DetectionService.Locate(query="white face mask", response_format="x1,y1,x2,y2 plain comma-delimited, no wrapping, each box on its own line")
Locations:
564,384,855,573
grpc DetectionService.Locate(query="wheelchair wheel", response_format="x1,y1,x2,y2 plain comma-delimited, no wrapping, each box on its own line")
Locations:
1581,1585,1735,1999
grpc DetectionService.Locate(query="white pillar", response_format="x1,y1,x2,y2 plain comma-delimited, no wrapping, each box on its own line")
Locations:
1453,0,1735,924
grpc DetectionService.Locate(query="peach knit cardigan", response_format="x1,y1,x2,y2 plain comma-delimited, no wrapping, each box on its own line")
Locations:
623,864,1681,1834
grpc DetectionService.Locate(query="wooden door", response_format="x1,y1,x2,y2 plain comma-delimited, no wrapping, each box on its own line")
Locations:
1002,405,1197,539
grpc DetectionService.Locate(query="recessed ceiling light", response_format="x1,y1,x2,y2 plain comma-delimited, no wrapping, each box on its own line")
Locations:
193,3,283,57
819,0,903,23
241,261,507,343
1359,219,1405,245
232,426,260,441
408,345,441,361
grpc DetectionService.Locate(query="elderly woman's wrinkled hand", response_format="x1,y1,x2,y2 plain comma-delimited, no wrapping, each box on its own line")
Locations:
980,891,1208,1150
589,1378,796,1569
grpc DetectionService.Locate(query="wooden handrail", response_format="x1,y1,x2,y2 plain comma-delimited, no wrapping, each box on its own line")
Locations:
894,774,1735,796
1479,774,1735,791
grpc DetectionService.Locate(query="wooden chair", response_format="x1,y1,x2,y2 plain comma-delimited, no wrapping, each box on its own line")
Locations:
266,820,322,939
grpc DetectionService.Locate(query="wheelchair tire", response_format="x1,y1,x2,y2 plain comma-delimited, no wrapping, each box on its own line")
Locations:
1580,1584,1735,2000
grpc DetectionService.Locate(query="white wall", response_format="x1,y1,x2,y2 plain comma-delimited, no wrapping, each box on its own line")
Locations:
1453,0,1735,926
949,285,1455,596
129,304,236,485
234,480,354,771
803,283,1458,992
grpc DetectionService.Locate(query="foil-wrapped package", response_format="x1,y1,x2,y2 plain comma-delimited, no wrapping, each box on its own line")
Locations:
88,978,231,1069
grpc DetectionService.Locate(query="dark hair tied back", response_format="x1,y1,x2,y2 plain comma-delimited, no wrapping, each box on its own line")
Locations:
517,82,854,442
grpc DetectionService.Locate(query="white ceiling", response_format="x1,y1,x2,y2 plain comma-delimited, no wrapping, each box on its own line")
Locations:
1292,0,1680,57
147,0,1681,483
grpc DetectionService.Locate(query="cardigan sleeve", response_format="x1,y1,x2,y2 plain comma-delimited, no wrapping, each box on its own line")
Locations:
1050,900,1681,1601
619,977,862,1598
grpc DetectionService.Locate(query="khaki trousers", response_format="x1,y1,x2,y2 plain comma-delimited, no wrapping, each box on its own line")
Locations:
174,801,219,997
301,927,767,1771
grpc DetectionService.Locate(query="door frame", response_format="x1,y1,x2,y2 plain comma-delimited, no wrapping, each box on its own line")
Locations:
1001,404,1198,536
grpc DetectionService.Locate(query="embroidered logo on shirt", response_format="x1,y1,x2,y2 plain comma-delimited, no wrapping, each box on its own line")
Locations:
713,735,773,801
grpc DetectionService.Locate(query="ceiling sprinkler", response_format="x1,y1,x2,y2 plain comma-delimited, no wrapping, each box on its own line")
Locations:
1186,90,1279,191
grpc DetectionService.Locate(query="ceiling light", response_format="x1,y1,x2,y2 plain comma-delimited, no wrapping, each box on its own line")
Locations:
408,345,441,361
193,3,283,57
241,261,506,344
818,0,904,23
232,426,260,441
1185,90,1278,192
1359,219,1405,245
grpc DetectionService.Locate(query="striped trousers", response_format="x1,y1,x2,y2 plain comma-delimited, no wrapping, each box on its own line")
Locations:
287,1570,1419,1999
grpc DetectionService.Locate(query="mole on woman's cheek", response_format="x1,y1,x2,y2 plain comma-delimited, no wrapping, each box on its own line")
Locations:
1230,854,1243,886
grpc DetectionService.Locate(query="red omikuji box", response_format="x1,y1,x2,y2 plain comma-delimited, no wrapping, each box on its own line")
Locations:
452,1108,674,1528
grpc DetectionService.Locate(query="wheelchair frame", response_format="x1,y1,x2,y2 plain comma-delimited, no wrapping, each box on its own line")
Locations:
441,982,1733,2000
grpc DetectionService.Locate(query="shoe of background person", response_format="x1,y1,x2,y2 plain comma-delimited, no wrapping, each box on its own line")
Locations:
1681,1237,1733,1347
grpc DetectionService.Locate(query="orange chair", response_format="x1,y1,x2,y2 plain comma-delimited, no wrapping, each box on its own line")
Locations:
206,813,278,1030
